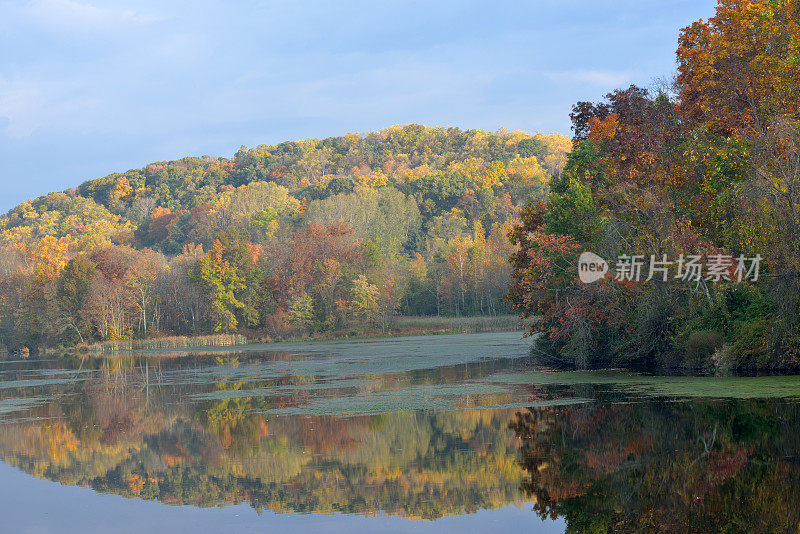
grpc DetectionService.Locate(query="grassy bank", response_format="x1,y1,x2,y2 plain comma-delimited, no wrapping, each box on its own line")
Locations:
392,315,522,335
73,334,249,355
272,315,524,343
31,315,523,357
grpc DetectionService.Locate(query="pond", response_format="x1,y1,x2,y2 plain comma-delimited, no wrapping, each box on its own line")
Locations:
0,332,798,533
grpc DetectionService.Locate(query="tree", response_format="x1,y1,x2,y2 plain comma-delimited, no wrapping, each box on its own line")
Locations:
83,246,142,340
304,188,421,257
56,254,95,343
675,0,800,136
348,275,379,329
127,250,165,335
375,276,399,333
192,232,256,333
287,293,314,332
162,247,204,334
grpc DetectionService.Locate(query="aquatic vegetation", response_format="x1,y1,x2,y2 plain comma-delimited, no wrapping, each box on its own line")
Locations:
0,333,797,530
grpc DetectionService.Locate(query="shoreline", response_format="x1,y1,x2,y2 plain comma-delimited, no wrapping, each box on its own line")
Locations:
33,315,525,357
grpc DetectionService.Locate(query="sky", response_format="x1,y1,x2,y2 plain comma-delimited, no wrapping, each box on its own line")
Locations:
0,0,717,213
0,462,565,534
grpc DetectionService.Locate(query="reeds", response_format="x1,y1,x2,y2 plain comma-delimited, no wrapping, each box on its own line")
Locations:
70,316,521,355
393,315,521,334
86,334,247,353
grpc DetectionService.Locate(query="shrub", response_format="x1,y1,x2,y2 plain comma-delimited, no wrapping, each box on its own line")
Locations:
685,330,724,368
732,318,771,369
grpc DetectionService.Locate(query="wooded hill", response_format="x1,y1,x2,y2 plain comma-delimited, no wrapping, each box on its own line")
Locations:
0,125,570,349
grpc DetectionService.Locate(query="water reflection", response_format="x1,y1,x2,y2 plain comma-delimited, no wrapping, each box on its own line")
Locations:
512,398,800,533
0,381,524,519
0,334,797,531
0,336,534,521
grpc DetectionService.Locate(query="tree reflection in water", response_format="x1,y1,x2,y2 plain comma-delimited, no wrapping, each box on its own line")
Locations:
0,356,527,520
511,398,800,533
0,353,798,530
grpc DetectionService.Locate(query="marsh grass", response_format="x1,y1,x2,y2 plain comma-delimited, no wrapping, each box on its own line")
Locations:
58,316,521,356
85,334,248,353
393,315,521,334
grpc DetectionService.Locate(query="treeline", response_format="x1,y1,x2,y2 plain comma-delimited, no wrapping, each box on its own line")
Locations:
509,0,800,371
0,125,570,350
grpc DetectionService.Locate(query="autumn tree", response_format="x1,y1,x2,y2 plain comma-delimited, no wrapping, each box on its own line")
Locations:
348,275,379,329
56,254,96,343
84,246,141,340
675,0,800,136
192,229,260,333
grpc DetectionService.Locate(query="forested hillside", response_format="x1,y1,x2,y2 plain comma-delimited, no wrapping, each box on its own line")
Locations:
0,125,570,350
509,0,800,371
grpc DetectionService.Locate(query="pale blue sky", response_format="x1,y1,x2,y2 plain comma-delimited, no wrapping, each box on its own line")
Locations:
0,0,716,212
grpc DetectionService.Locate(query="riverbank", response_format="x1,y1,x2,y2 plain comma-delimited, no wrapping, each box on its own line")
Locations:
30,315,523,357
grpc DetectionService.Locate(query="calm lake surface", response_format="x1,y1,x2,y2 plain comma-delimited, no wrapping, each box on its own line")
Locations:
0,332,798,533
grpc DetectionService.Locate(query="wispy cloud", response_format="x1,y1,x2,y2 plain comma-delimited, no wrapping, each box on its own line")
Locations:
0,76,46,138
545,69,632,87
25,0,161,30
0,74,100,138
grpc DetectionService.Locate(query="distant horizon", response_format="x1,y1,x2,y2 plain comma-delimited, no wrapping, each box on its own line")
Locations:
0,0,716,212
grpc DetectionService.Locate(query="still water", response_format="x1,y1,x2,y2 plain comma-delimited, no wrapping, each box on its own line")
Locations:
0,332,798,533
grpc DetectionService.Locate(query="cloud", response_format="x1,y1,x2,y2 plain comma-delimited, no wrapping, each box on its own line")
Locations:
545,69,631,87
0,75,101,138
0,76,45,138
25,0,160,30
